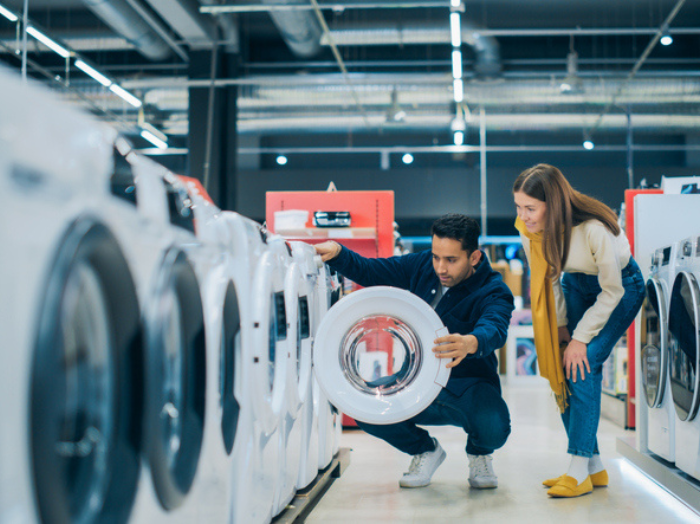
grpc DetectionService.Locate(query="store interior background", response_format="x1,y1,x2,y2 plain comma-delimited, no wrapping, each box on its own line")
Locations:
2,0,700,236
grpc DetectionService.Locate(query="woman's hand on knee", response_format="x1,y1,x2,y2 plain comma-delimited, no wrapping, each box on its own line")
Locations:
562,339,590,382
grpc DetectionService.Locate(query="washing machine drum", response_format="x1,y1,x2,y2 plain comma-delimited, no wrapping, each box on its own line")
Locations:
641,278,669,408
313,286,449,425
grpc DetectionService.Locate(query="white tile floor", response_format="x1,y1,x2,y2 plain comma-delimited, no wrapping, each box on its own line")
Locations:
306,381,700,523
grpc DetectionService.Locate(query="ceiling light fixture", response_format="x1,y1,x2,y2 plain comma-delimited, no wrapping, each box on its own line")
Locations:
140,129,168,150
450,12,461,48
0,3,18,22
450,0,461,7
660,30,673,46
26,26,70,58
276,155,288,165
583,139,595,150
560,35,583,94
451,110,467,146
402,153,414,165
385,89,406,123
452,50,463,79
110,84,142,108
75,59,112,87
453,78,464,103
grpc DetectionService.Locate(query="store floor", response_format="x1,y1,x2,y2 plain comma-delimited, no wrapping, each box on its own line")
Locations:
306,381,700,523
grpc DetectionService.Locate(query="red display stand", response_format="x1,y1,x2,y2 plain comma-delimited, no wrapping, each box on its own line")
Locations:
266,189,395,427
624,188,663,429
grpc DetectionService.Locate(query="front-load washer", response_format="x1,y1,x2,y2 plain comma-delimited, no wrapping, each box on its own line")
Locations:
640,244,677,462
117,153,208,524
669,235,700,481
176,183,239,522
0,68,142,523
289,241,320,489
221,212,279,524
313,261,337,470
266,235,304,517
313,286,450,425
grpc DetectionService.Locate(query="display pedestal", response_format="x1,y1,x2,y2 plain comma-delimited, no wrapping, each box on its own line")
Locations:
617,437,700,513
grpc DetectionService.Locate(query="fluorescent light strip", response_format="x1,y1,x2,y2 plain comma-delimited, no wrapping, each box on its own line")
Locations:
140,130,168,150
110,84,142,108
26,27,70,58
141,122,167,143
450,12,461,48
454,131,464,146
75,59,111,87
452,50,462,79
451,0,461,6
453,78,463,102
0,4,18,22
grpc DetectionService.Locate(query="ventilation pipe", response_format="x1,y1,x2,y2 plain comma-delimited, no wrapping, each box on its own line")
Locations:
260,0,323,58
82,0,172,60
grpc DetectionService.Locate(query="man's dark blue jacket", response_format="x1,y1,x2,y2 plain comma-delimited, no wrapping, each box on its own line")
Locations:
328,246,515,396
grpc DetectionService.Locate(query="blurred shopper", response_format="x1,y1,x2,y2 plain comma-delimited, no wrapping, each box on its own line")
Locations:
513,164,644,498
314,214,514,489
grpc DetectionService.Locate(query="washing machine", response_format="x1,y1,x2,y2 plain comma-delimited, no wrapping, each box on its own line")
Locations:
669,235,700,481
265,235,305,516
175,182,240,522
221,211,285,524
313,286,450,427
640,244,677,462
115,152,209,523
0,68,143,523
313,261,338,470
289,241,321,489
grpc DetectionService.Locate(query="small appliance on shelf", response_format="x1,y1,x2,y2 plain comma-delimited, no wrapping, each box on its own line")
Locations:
313,211,351,228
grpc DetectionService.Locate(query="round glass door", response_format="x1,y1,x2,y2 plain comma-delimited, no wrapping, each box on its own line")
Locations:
314,286,449,425
668,271,700,422
641,278,668,408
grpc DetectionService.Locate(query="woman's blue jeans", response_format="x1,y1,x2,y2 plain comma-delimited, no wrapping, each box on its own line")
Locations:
355,381,511,457
560,257,645,457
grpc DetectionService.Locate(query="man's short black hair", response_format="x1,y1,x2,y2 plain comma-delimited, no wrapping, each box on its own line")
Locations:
431,213,480,253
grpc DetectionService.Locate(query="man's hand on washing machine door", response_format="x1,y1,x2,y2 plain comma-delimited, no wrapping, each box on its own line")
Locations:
314,241,342,262
432,333,478,368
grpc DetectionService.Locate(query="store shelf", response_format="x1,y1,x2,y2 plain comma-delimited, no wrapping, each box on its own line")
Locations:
276,227,377,240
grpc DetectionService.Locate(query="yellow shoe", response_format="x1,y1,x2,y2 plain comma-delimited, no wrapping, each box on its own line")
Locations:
547,475,593,498
543,469,608,488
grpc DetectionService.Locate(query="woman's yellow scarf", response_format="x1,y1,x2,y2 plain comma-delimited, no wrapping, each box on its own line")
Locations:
515,217,569,412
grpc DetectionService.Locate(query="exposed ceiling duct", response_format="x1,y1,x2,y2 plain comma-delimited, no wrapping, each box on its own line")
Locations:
81,0,173,60
321,20,501,77
143,0,218,49
261,0,323,57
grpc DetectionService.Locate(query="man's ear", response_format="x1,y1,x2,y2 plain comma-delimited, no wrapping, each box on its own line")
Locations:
470,249,482,265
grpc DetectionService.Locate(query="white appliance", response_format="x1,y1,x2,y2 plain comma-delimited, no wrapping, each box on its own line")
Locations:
289,242,321,489
266,235,303,516
222,212,281,524
121,154,209,523
313,286,450,425
0,68,142,523
640,244,677,462
669,235,700,481
633,193,700,455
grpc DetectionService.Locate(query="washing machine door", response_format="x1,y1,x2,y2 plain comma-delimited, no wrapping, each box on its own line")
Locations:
313,286,449,425
668,271,700,422
31,220,141,524
641,277,669,408
144,248,206,510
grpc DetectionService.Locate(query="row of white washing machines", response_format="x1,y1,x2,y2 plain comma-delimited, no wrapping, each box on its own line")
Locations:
640,232,700,482
0,67,343,523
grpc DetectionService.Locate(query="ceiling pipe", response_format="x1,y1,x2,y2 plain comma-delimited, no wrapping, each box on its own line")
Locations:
81,0,174,60
260,0,323,57
321,21,501,77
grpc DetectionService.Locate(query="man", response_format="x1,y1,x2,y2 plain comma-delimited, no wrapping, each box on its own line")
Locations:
314,213,514,489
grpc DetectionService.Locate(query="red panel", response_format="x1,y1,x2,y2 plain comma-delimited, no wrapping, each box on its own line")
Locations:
623,188,662,429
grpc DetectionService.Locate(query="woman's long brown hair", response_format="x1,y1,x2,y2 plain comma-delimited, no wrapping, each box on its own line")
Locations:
513,163,620,278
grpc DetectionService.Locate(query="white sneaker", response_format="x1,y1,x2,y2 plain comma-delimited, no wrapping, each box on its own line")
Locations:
399,438,446,488
468,454,498,488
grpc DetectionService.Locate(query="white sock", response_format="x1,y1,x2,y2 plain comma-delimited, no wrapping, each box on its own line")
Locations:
566,455,590,484
588,454,604,474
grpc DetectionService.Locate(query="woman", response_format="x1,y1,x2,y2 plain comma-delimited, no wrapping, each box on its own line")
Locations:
513,164,644,498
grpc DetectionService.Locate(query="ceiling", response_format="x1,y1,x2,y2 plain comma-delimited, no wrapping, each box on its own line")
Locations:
1,0,700,155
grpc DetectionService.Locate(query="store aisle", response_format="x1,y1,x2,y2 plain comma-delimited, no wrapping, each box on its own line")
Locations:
306,382,700,523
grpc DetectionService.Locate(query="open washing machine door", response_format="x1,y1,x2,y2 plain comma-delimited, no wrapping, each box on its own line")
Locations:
641,277,670,409
313,286,450,425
